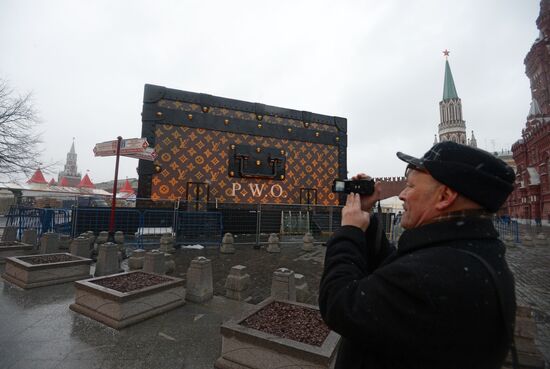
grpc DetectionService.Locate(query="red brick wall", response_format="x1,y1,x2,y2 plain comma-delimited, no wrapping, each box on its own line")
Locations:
375,177,406,200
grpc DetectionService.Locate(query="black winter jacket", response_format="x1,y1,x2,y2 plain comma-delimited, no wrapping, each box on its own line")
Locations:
319,215,516,369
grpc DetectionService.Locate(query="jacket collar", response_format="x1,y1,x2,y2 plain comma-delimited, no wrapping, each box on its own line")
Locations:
397,215,498,255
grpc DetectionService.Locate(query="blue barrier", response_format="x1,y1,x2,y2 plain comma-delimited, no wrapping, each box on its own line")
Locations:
71,207,222,247
6,206,71,240
493,218,520,243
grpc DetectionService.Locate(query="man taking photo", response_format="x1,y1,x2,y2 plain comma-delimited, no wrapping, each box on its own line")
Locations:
319,141,517,369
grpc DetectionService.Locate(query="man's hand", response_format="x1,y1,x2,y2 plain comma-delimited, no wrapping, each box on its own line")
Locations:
351,173,381,211
342,193,371,232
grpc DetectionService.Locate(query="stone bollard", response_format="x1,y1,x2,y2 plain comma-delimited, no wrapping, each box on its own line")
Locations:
186,256,213,303
225,265,250,301
1,226,17,242
59,234,71,250
128,249,146,270
503,234,515,247
522,234,534,247
112,234,127,260
143,250,166,274
21,229,38,246
94,242,121,277
165,253,175,274
117,245,127,261
515,306,537,340
504,305,546,369
302,232,315,252
534,233,547,247
266,233,281,253
160,233,176,254
70,236,92,258
114,231,125,245
220,233,235,254
84,231,96,248
295,273,309,303
39,232,60,254
96,231,109,245
271,267,296,302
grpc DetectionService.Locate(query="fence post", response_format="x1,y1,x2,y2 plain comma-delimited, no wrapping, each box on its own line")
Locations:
288,211,292,233
254,203,261,249
71,199,77,238
514,221,520,243
17,207,23,241
172,199,179,238
137,210,145,248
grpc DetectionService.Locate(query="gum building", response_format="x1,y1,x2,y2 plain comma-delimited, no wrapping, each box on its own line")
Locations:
508,0,550,224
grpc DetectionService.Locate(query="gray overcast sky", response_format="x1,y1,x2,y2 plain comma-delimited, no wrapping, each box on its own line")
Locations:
0,0,540,184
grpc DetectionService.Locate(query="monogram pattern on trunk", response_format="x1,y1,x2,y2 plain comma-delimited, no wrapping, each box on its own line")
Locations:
150,124,340,205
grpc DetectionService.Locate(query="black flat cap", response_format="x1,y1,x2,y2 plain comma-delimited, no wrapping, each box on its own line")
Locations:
397,141,515,212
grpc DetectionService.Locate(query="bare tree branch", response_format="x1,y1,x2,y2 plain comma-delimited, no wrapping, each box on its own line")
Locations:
0,79,51,182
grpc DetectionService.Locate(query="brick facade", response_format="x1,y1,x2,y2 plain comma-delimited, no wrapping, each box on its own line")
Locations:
507,0,550,224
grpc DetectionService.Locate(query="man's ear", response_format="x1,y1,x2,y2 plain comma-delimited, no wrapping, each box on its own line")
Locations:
435,186,458,211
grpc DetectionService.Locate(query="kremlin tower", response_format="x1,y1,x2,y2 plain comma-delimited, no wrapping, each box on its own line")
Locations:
57,139,81,187
434,51,477,147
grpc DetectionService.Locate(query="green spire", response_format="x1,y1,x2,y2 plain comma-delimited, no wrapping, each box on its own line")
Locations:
442,60,459,100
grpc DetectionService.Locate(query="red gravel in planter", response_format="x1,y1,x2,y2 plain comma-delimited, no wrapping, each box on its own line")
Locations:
90,272,172,293
21,254,77,264
241,301,330,346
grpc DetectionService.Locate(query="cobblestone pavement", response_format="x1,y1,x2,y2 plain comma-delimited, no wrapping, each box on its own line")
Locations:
170,227,550,366
0,227,548,369
506,226,550,365
171,236,326,306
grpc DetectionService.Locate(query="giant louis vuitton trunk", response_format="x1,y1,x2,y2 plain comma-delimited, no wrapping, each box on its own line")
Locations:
137,84,347,206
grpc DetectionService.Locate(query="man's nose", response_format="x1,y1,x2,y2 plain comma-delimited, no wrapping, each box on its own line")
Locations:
398,188,406,201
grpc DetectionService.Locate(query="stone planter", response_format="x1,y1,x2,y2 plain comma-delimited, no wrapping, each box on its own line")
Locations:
0,241,35,264
215,299,340,369
70,271,186,329
2,253,92,289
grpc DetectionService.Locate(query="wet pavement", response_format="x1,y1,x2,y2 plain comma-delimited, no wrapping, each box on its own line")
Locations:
506,226,550,365
171,236,326,306
0,227,549,369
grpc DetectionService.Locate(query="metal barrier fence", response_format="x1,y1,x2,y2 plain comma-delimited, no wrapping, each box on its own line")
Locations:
72,199,350,246
206,202,398,246
0,193,526,248
3,206,71,244
73,206,223,247
210,202,343,245
388,216,521,245
1,199,402,247
493,218,520,243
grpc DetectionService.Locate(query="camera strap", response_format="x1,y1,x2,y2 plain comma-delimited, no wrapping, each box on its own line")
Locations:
454,248,519,369
374,201,383,255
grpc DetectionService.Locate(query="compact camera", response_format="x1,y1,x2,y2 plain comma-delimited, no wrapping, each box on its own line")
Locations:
332,178,375,196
